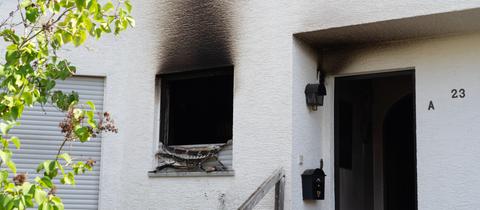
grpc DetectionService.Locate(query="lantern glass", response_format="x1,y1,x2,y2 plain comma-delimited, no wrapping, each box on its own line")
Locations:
305,83,326,110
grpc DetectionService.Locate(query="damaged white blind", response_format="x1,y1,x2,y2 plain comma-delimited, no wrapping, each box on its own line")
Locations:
10,76,105,210
210,143,232,170
219,143,232,170
159,142,233,172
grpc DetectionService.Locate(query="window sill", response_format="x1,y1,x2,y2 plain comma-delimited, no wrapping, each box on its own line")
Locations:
148,170,235,177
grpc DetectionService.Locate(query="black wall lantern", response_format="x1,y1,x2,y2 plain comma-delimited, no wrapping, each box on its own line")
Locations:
305,71,326,110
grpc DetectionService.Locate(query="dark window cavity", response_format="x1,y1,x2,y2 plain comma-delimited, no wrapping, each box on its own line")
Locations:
160,67,233,146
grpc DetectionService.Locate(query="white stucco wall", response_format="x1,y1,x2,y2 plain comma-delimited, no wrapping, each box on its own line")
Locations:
293,32,480,210
292,39,334,210
1,0,480,209
318,33,480,210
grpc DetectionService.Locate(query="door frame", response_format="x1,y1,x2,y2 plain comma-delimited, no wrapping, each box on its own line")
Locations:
333,69,417,210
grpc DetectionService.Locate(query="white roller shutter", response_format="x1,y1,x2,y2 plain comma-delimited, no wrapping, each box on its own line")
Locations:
218,144,232,170
159,142,233,172
10,76,105,210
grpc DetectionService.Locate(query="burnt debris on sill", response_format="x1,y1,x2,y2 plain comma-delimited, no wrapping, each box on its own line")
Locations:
148,170,235,177
151,140,233,176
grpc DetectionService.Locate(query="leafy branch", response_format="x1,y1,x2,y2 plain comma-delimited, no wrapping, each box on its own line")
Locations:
0,0,133,209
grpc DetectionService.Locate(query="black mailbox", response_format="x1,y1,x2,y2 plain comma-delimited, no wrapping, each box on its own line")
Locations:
301,161,326,200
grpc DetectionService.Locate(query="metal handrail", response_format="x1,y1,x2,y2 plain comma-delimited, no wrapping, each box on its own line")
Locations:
238,168,285,210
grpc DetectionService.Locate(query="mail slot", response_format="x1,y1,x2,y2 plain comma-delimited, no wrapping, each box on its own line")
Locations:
301,167,326,200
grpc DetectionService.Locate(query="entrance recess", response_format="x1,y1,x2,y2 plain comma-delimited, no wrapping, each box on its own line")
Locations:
334,70,416,210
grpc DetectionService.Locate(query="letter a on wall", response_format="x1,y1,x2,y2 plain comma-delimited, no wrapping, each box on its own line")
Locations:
428,100,435,110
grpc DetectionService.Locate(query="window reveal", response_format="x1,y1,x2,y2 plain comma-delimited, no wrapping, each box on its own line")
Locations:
155,67,233,172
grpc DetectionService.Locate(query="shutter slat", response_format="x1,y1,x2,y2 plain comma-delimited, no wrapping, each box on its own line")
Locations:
197,143,233,170
18,105,104,113
12,144,101,151
218,144,233,169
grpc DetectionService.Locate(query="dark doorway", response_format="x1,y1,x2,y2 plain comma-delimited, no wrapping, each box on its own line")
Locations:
383,93,416,210
334,70,416,210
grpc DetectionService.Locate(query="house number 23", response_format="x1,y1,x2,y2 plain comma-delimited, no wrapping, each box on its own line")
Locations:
451,89,466,98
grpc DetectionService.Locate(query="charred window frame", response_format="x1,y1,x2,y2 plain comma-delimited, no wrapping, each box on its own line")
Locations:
160,67,233,146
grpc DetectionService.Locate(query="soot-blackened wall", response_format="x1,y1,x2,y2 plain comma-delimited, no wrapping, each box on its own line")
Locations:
158,0,234,73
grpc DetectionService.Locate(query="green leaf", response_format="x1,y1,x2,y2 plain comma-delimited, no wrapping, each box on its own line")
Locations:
51,196,64,210
42,161,51,174
75,0,86,11
56,161,65,175
57,153,72,164
51,91,79,111
62,172,75,185
6,160,16,174
0,29,20,44
41,160,56,176
87,0,97,11
34,187,47,205
102,2,114,12
20,0,32,8
38,177,53,188
22,91,33,105
10,105,24,120
0,65,5,76
86,111,96,128
41,201,50,210
0,170,8,182
74,126,90,142
94,28,102,38
53,2,61,12
39,160,58,178
25,7,40,23
0,137,7,148
23,194,34,207
0,150,11,163
72,30,87,47
21,182,34,194
121,19,128,29
114,19,121,35
36,163,44,173
126,16,135,27
61,31,72,44
5,46,20,65
11,136,20,149
1,194,13,209
125,0,132,13
86,101,95,111
0,123,10,135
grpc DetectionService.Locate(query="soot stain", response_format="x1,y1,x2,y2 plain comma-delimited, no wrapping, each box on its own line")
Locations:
158,0,234,73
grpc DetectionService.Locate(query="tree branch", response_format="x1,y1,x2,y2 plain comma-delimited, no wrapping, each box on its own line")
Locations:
55,138,68,162
16,0,27,29
18,6,74,49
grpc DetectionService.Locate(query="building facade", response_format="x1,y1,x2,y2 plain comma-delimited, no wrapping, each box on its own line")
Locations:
2,1,480,209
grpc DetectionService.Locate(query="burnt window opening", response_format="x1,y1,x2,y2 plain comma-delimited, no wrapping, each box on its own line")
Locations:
160,67,233,146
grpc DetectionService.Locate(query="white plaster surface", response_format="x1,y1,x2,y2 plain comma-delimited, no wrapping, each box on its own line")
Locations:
322,33,480,210
0,1,479,209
